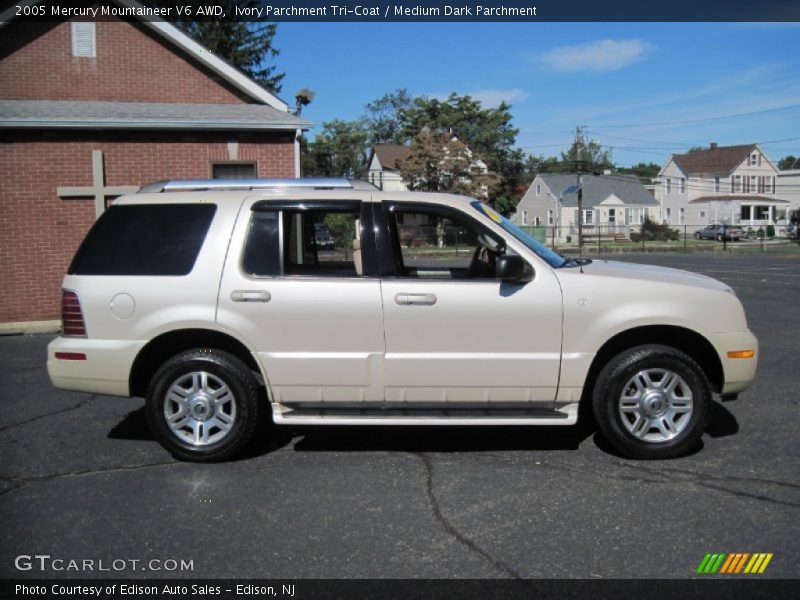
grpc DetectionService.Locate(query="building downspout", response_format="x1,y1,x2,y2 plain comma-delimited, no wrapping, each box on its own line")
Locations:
294,128,301,178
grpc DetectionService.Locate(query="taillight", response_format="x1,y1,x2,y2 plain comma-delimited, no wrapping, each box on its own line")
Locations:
61,290,87,337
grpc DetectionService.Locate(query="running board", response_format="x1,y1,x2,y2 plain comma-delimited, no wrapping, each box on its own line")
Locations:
272,403,578,426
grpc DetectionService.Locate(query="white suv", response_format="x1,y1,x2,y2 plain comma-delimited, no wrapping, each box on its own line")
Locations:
47,179,758,461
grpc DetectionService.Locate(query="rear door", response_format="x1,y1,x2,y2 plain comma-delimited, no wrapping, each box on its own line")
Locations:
217,196,385,406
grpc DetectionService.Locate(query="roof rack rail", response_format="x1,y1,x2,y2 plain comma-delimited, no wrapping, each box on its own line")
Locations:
137,178,355,193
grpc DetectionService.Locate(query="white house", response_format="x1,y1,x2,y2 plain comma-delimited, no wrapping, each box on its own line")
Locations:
777,169,800,217
514,173,659,241
656,143,789,228
367,144,412,191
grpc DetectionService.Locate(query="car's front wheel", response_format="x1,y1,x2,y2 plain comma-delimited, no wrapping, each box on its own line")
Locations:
694,232,702,240
592,345,711,459
146,349,262,462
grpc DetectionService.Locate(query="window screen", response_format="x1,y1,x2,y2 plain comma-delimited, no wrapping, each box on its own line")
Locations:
68,204,216,276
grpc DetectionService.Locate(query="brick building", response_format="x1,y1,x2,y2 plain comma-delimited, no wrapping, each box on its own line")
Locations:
0,2,310,327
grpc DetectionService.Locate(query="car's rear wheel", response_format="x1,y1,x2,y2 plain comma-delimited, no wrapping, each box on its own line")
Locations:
716,233,723,241
146,349,261,462
592,344,711,459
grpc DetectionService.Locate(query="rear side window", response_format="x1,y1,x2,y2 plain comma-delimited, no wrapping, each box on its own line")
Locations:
68,204,217,276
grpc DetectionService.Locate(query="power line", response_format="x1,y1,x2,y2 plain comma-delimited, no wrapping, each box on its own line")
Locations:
586,103,800,129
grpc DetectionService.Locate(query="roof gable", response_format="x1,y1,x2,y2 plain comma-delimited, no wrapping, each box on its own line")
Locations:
0,0,288,111
671,144,757,175
371,144,412,171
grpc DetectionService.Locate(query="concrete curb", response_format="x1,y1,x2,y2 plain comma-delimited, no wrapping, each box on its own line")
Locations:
0,320,61,336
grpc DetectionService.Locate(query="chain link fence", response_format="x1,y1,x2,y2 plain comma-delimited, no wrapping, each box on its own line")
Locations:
519,222,799,254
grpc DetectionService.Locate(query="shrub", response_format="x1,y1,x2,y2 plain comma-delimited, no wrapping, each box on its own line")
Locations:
632,217,680,242
766,224,775,238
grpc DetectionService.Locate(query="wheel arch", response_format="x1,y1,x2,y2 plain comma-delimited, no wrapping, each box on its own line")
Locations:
129,328,264,398
581,325,723,407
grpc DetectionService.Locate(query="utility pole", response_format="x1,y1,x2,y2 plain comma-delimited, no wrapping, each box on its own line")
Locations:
573,126,587,248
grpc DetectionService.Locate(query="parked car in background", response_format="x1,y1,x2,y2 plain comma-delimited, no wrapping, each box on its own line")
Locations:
314,223,335,249
694,224,743,241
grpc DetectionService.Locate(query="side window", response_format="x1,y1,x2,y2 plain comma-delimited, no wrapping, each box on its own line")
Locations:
243,211,280,277
68,204,216,276
387,205,505,279
244,203,369,278
283,208,363,277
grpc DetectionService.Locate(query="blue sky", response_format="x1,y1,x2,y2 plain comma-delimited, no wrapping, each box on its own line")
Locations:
271,22,800,168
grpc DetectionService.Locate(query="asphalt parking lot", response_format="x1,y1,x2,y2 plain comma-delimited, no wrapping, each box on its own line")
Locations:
1,252,798,580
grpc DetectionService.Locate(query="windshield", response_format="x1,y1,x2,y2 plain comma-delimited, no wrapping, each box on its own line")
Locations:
470,201,566,268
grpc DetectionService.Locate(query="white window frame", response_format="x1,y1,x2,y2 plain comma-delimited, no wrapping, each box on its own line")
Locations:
679,208,685,225
522,210,528,225
547,209,554,226
714,177,720,193
536,184,541,196
534,216,541,226
583,209,595,225
680,178,686,194
71,22,96,58
666,178,672,194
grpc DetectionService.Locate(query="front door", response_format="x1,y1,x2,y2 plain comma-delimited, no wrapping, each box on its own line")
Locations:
217,197,385,406
378,201,563,406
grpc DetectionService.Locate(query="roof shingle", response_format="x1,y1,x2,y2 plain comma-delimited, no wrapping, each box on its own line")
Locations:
372,144,412,171
671,144,756,174
0,100,310,130
535,173,658,208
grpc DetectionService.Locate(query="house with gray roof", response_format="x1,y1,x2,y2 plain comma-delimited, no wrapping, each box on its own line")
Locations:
514,173,659,242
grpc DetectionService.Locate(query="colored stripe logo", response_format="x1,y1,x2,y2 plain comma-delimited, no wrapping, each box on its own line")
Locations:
696,553,773,574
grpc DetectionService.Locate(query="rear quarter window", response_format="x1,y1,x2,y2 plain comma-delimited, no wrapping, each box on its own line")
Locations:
68,204,217,276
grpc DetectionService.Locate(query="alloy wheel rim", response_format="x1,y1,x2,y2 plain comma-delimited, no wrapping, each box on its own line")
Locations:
618,368,693,443
164,371,237,446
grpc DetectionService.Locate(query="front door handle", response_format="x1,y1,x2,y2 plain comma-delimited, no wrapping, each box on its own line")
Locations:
395,293,437,306
231,290,271,303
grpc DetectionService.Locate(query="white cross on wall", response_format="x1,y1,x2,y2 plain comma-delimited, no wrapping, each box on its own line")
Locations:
57,150,139,218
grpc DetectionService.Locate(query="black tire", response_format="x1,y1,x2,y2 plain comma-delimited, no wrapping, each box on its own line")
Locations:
592,344,711,459
716,233,723,241
694,232,702,240
146,349,262,462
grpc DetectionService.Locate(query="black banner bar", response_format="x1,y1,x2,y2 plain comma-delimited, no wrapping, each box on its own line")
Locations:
3,579,800,600
2,0,800,22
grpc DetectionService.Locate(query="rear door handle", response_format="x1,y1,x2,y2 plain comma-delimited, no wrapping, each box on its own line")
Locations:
231,290,271,303
395,293,437,306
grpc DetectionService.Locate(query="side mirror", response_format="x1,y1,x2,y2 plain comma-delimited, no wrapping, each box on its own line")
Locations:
496,254,533,283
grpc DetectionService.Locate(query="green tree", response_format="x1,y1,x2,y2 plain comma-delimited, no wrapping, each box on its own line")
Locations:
303,119,368,178
363,89,414,145
561,136,614,172
158,1,284,92
778,155,799,170
401,94,519,174
617,162,661,182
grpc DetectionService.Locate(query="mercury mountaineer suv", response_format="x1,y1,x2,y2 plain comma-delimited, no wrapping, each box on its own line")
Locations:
47,178,758,461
